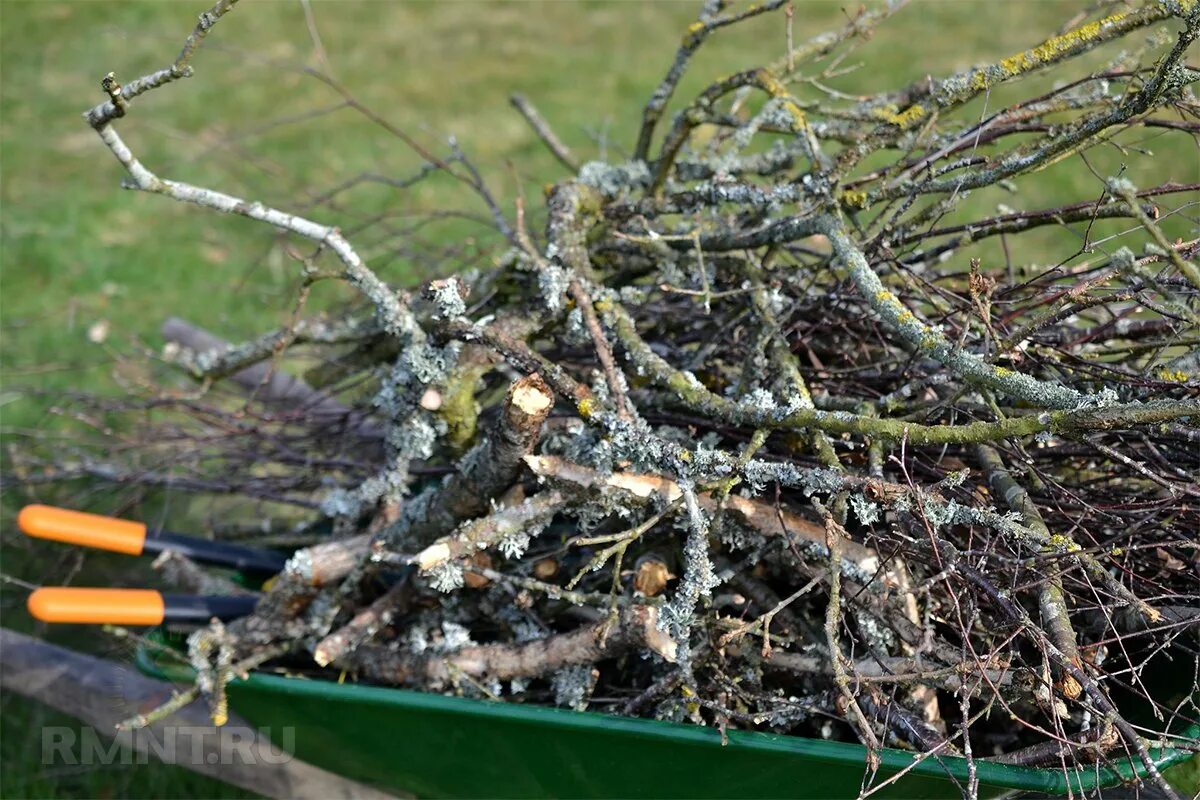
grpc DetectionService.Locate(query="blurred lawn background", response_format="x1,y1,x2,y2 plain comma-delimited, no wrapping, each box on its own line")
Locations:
1,1,1196,796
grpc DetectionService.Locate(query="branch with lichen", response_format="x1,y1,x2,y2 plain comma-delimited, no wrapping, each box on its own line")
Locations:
974,444,1160,625
975,444,1082,700
348,605,676,686
604,294,1199,442
410,490,565,574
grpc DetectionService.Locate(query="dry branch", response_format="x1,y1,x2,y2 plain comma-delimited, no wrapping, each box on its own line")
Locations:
349,605,676,686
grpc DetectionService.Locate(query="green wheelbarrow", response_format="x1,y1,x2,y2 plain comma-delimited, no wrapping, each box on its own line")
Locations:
136,643,1197,799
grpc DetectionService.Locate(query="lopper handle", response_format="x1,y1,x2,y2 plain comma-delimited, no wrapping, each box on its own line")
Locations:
18,504,288,575
28,588,164,625
27,588,257,625
19,505,147,555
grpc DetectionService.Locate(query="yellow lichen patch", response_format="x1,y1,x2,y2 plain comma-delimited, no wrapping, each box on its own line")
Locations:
1047,534,1083,553
875,290,908,316
755,68,789,99
870,103,899,121
969,11,1129,92
796,381,813,404
781,100,808,131
892,104,926,128
576,396,597,419
840,189,869,210
871,103,926,128
897,105,921,127
994,366,1013,377
682,20,705,45
1157,368,1190,383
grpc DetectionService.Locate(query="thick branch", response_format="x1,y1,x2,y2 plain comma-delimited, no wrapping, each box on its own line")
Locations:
348,605,675,686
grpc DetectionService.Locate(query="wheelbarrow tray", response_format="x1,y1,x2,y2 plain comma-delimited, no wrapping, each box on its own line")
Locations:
136,643,1195,798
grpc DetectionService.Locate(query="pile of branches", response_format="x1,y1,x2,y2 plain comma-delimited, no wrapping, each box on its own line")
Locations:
12,0,1200,794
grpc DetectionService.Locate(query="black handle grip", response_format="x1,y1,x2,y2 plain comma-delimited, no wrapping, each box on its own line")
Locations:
162,594,259,622
146,531,289,575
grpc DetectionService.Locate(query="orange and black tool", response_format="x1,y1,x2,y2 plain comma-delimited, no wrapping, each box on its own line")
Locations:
18,505,288,575
26,587,257,625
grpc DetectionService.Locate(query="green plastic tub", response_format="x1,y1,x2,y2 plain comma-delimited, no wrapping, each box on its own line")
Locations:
136,643,1196,798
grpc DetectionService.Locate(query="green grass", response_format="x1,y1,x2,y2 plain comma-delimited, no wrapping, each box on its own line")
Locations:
1,1,1196,796
1166,753,1200,797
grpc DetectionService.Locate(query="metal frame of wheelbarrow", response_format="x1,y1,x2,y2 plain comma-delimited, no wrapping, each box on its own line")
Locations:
135,642,1197,799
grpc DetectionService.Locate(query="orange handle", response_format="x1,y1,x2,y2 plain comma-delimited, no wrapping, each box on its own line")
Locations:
27,588,165,625
18,505,147,556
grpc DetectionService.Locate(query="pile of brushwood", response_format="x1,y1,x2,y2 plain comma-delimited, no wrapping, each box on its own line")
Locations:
13,0,1200,793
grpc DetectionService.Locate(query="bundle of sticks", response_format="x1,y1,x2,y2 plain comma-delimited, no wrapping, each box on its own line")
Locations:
11,0,1200,794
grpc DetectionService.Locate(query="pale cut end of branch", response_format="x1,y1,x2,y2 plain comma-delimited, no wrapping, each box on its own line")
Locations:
508,372,554,420
415,541,452,571
312,643,336,668
312,582,408,667
640,606,678,662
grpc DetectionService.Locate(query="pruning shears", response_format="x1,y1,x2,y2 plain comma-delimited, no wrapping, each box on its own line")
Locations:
19,505,285,626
